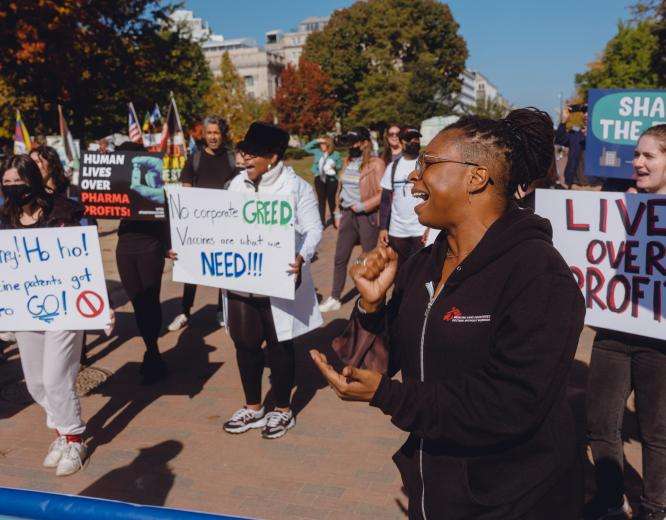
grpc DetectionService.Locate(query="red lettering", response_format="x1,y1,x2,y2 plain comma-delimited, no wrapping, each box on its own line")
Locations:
615,199,646,236
586,267,607,310
599,198,608,232
586,240,606,264
566,199,590,231
607,275,631,313
606,241,626,269
631,276,650,318
646,241,666,276
647,199,666,236
624,241,640,274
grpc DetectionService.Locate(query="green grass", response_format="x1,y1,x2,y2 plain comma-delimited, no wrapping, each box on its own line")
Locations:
285,156,315,185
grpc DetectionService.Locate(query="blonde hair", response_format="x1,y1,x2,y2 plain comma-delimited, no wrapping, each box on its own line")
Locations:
320,135,334,152
641,124,666,152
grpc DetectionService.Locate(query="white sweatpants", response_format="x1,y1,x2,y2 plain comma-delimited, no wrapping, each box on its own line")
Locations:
15,330,85,435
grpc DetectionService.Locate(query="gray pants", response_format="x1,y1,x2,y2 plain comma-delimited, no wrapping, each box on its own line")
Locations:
331,209,379,299
15,330,85,435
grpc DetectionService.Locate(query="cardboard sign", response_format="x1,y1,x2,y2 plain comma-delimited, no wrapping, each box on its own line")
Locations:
586,89,666,179
536,189,665,340
80,151,166,219
0,226,111,331
166,185,296,299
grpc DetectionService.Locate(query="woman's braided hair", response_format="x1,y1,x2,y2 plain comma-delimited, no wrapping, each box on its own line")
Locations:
447,107,555,197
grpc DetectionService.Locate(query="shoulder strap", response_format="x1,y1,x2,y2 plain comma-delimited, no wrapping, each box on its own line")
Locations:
390,157,401,188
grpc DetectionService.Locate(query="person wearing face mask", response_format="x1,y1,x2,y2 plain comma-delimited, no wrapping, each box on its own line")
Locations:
303,136,343,228
378,127,426,270
0,154,113,477
319,128,386,313
220,122,323,439
583,125,666,520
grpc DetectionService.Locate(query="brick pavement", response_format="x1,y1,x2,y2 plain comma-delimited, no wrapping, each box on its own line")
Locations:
0,219,644,519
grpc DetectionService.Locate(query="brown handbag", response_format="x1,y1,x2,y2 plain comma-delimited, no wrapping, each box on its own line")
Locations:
331,314,389,374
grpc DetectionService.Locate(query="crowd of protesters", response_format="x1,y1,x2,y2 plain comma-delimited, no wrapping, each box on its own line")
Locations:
1,108,665,520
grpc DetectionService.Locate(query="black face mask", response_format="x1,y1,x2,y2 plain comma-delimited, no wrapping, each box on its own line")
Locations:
403,142,420,157
2,184,34,206
348,146,363,158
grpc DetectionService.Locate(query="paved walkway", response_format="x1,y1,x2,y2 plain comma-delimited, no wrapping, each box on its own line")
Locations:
0,220,644,519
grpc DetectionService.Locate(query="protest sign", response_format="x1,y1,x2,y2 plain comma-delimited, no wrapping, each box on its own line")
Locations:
80,151,166,220
536,189,665,340
586,88,666,179
0,226,111,331
166,185,296,299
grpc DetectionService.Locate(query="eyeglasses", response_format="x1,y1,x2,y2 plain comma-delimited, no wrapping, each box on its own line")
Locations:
387,132,400,137
414,151,486,181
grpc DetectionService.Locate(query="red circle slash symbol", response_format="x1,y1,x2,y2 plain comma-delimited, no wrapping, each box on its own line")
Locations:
77,290,105,318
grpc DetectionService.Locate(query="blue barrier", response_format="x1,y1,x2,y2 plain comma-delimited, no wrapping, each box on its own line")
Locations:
0,487,249,520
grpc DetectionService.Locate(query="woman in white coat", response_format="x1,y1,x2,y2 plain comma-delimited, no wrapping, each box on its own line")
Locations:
223,122,323,439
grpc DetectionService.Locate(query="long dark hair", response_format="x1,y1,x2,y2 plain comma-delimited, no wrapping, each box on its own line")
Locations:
1,154,52,227
31,145,70,195
447,107,555,198
381,122,402,164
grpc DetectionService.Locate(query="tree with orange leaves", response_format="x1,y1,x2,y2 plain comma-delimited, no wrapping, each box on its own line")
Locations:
273,58,337,139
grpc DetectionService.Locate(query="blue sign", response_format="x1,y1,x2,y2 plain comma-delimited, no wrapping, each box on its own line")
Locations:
586,88,666,179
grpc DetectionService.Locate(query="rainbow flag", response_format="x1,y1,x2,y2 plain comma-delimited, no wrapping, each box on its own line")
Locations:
13,110,32,154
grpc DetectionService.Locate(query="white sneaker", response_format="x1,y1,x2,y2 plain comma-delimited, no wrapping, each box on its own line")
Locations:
216,310,225,328
167,313,188,332
43,436,67,468
56,442,87,476
319,297,341,312
262,410,295,439
223,406,267,434
0,332,16,343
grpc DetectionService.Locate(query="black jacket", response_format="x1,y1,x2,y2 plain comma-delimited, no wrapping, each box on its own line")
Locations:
359,205,585,519
0,194,83,229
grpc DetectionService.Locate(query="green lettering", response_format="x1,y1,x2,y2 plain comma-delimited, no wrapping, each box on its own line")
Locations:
242,200,256,224
280,201,293,225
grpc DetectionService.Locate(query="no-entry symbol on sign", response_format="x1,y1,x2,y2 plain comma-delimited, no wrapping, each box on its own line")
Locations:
76,290,105,318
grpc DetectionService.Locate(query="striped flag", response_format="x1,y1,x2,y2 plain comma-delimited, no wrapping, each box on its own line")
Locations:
58,105,80,183
13,110,32,154
128,102,143,144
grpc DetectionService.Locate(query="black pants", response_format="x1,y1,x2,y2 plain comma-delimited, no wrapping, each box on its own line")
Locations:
116,246,164,353
388,235,422,271
586,330,666,509
314,176,338,227
227,293,295,408
182,284,223,317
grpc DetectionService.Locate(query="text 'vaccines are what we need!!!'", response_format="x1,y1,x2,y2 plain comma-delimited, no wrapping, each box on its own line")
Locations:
166,185,297,299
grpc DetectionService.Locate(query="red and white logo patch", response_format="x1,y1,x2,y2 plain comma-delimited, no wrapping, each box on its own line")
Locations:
443,306,491,323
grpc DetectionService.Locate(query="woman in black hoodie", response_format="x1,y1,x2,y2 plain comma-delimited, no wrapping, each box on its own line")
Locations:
312,108,586,519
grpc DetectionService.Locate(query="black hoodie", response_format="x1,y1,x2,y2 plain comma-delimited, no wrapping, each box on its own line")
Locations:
357,205,585,519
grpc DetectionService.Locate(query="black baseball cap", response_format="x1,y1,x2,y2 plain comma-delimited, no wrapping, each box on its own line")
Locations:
399,127,422,140
344,127,371,144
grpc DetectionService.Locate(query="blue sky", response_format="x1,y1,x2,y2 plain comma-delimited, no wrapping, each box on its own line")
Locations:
184,0,634,117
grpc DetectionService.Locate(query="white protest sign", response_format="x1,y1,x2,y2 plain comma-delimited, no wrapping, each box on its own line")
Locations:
166,185,296,299
536,189,665,340
0,226,111,331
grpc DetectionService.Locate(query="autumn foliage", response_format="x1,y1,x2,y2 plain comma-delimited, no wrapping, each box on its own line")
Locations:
273,58,336,138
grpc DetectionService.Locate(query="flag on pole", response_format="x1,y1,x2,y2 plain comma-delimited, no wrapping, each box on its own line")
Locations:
128,102,143,144
160,93,187,183
13,110,32,154
142,103,162,151
142,111,151,134
150,103,162,127
58,104,80,183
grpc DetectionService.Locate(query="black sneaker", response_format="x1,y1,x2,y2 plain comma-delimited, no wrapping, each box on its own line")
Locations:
140,351,168,385
261,410,295,439
583,496,631,520
223,407,267,434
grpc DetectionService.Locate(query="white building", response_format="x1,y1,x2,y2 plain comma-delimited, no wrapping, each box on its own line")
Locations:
265,16,330,66
457,69,510,113
169,9,211,42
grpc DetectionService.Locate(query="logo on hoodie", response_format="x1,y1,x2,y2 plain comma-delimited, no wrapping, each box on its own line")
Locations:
443,306,491,323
